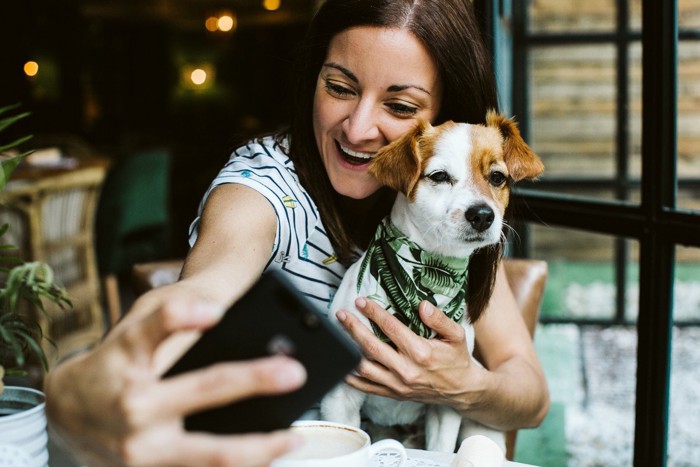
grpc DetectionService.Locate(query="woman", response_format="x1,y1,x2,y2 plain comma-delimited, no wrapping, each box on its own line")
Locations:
45,1,549,465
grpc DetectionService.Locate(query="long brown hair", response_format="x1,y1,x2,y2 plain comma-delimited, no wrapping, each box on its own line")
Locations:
285,0,501,321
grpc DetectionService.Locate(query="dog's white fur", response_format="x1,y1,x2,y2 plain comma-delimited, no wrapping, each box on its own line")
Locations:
320,112,544,453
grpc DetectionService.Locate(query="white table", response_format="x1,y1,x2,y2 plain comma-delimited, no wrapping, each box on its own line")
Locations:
367,448,538,467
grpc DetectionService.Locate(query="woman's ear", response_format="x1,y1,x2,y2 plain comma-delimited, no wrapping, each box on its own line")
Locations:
486,110,544,181
369,120,433,196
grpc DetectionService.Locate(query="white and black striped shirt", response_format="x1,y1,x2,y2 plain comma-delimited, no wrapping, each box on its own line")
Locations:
189,135,347,311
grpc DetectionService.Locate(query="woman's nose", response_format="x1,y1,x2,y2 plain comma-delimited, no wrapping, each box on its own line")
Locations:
341,100,380,143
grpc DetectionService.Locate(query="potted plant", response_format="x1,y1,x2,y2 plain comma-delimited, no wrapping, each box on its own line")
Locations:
0,103,72,466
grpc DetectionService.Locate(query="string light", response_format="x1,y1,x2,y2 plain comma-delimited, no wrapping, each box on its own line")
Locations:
205,16,219,32
217,13,236,32
190,68,207,86
23,61,39,77
262,0,281,11
205,11,237,32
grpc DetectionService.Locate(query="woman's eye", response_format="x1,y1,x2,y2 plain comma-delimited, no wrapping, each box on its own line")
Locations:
324,80,354,98
387,102,418,117
489,171,507,186
428,171,451,183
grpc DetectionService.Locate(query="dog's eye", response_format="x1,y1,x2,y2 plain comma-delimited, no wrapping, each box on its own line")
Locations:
427,171,451,183
489,171,507,186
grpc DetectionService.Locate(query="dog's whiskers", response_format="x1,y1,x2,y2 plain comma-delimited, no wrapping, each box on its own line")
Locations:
501,223,521,250
423,222,446,245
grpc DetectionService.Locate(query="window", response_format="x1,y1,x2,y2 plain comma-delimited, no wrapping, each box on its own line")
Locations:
480,0,700,464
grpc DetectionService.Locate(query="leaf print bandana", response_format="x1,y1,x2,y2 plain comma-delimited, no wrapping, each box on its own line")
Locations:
357,218,469,344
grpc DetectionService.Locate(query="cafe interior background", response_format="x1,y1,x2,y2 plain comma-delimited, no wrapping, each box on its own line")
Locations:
1,0,699,466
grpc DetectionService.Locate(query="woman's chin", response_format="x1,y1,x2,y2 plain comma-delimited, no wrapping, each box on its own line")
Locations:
333,183,383,200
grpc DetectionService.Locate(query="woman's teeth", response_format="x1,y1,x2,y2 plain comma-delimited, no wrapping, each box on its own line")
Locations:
339,145,375,165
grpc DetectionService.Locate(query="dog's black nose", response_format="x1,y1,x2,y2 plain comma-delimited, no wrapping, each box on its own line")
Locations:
465,204,495,232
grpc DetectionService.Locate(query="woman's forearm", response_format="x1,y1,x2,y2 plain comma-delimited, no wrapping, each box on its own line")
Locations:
451,355,550,431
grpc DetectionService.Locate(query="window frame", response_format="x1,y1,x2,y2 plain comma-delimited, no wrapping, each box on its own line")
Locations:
477,0,700,464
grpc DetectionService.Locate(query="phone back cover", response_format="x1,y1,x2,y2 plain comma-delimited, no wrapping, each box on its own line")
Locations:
164,271,361,434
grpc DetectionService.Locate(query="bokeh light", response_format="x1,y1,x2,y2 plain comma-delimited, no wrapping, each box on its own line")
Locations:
24,61,39,77
263,0,281,11
217,14,236,32
205,16,219,32
190,68,207,86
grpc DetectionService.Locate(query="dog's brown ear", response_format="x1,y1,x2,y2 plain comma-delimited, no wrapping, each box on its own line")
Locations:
369,120,431,196
486,110,544,182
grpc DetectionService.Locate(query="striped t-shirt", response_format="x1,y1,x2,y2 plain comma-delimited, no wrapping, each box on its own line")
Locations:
188,135,348,312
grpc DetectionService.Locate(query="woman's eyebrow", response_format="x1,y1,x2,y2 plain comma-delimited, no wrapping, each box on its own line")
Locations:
387,84,431,96
323,62,358,83
322,62,431,95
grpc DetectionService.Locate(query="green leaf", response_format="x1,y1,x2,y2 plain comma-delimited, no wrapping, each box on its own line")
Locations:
0,103,30,129
416,256,462,297
0,103,33,191
0,104,62,376
370,235,429,340
0,135,33,153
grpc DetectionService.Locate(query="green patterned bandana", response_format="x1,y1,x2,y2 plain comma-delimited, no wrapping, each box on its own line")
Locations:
357,218,469,344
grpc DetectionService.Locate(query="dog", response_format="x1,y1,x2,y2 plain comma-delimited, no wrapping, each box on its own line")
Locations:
320,110,544,453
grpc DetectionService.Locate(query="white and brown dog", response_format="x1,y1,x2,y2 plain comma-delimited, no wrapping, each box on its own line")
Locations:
320,110,544,453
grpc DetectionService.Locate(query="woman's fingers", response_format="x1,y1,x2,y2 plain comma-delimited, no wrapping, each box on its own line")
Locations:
347,297,465,359
176,431,303,467
337,297,473,404
116,293,225,362
121,429,303,467
346,297,418,354
417,300,467,343
140,356,307,420
335,305,398,365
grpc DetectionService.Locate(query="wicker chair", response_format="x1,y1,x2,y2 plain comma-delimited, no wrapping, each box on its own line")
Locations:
0,159,109,364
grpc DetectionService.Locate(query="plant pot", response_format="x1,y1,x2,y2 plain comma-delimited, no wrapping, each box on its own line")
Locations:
0,386,48,466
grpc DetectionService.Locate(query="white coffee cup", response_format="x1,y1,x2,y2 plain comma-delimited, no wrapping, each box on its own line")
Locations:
271,420,407,467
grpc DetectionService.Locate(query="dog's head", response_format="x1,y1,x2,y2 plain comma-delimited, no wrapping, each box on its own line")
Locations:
369,110,543,257
369,111,543,323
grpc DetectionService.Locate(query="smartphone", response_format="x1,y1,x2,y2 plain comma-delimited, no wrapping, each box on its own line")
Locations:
163,270,361,434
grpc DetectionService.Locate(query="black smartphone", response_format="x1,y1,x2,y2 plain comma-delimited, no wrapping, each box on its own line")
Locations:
163,270,361,434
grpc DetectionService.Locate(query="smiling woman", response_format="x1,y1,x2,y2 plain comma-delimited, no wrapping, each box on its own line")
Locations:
312,27,442,200
44,1,548,465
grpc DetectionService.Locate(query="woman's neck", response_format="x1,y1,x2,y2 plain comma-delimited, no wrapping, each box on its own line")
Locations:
336,187,396,250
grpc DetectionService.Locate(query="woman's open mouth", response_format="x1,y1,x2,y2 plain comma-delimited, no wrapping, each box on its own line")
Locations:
337,142,375,166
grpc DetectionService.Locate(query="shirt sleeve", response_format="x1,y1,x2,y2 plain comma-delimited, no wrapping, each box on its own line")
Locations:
188,138,318,268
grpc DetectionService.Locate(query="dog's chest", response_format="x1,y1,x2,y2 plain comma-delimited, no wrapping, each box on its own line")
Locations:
350,219,470,343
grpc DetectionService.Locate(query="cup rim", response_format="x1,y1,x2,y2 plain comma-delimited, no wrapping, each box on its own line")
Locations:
289,420,370,448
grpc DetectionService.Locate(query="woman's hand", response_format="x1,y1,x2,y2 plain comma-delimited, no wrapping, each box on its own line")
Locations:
335,264,549,432
45,287,305,467
336,297,482,407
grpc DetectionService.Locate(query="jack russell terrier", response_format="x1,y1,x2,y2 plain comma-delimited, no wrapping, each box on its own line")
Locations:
320,110,544,453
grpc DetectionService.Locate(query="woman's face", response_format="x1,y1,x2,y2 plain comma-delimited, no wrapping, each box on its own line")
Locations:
313,26,442,199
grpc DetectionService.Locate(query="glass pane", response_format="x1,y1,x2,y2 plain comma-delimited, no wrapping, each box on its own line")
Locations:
629,43,642,181
678,41,700,212
630,0,642,31
530,226,639,322
524,321,638,465
668,245,700,465
529,45,618,196
674,245,700,324
679,0,700,28
528,0,615,33
520,226,638,465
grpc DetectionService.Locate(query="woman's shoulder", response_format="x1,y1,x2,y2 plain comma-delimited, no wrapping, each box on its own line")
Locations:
229,134,292,167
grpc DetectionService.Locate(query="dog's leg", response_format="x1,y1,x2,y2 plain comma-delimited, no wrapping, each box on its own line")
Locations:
425,405,462,453
320,383,366,428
